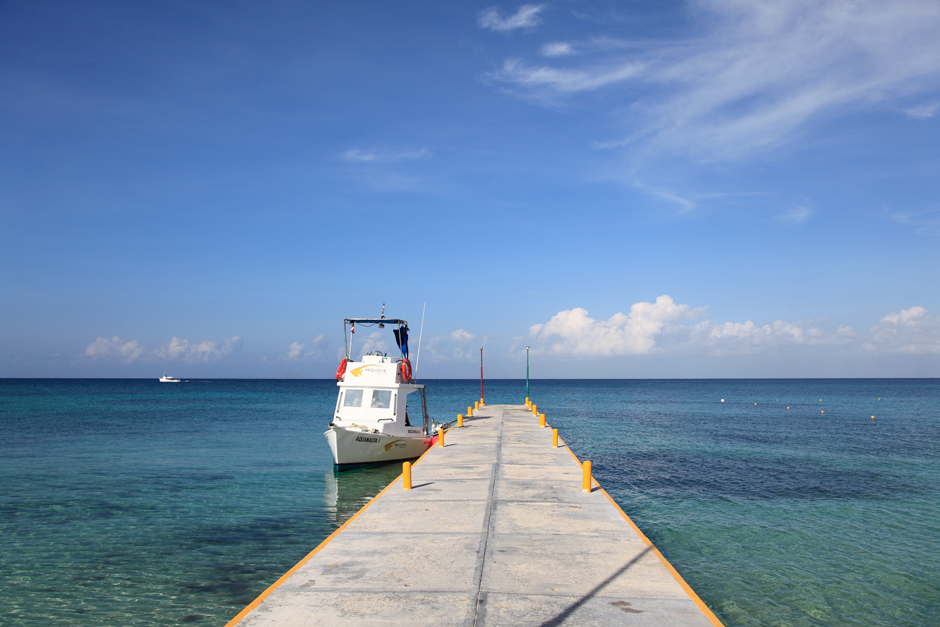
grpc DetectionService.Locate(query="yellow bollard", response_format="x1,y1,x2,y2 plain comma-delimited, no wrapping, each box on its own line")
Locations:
403,462,412,490
457,414,464,427
582,460,592,493
438,427,444,447
539,413,546,427
525,397,530,406
468,406,473,417
552,428,558,448
532,404,538,416
480,398,485,406
475,401,479,411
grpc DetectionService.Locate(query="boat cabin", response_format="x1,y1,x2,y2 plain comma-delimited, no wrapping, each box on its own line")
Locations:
333,353,427,437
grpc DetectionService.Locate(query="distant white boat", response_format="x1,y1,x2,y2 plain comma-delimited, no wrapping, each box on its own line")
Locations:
159,371,180,383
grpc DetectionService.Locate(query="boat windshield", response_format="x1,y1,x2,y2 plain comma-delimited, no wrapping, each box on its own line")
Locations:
343,389,363,407
371,390,392,409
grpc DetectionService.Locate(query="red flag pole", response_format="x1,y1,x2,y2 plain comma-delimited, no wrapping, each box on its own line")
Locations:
480,346,483,404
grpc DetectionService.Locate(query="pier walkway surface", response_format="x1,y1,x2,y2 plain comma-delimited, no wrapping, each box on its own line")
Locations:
228,404,723,627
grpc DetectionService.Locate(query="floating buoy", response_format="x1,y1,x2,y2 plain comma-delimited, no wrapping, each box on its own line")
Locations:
819,399,822,402
821,410,825,414
787,407,790,410
871,416,875,420
754,402,757,405
721,399,725,402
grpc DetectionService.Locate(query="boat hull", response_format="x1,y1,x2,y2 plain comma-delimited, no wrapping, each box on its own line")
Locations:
324,426,433,469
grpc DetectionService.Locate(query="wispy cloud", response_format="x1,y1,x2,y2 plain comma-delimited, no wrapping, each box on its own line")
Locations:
488,0,940,160
85,336,244,364
493,58,644,95
541,42,574,57
478,4,545,32
628,178,697,212
889,209,940,235
343,149,376,162
902,101,940,119
776,206,813,225
341,148,428,163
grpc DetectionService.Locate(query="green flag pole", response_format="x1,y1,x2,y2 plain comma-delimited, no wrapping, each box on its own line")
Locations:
526,346,529,400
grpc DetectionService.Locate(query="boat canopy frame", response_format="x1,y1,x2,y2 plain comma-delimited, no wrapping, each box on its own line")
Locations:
343,318,410,362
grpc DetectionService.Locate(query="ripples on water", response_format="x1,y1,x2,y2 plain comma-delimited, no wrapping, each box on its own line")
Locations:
1,379,937,626
537,379,940,627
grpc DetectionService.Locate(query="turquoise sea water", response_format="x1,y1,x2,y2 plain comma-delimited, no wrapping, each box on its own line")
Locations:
1,379,938,626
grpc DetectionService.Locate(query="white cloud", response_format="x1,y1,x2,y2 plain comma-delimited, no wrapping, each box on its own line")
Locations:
530,296,705,356
85,336,244,364
541,42,574,57
285,342,304,361
529,296,858,357
479,4,545,32
282,336,328,362
489,0,940,160
864,306,940,353
685,320,856,354
159,337,244,363
450,329,476,342
424,329,480,363
85,336,147,363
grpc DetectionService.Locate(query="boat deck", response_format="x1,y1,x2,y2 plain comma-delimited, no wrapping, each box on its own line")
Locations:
227,404,723,626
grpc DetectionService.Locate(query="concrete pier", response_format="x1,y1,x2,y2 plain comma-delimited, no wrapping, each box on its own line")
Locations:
226,404,724,626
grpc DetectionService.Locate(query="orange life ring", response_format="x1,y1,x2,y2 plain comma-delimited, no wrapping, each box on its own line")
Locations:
336,359,348,381
400,358,412,382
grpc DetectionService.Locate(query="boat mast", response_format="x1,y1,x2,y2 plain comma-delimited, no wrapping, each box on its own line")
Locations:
414,302,426,379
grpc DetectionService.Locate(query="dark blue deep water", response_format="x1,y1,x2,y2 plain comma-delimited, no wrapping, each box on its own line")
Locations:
1,379,937,626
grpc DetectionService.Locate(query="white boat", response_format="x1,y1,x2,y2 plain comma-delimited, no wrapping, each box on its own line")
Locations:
159,371,180,383
325,316,440,470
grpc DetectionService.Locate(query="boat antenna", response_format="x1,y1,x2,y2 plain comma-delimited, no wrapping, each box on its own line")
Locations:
414,302,426,380
379,303,385,328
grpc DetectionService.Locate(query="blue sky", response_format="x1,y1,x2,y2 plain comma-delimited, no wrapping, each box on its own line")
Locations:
2,0,939,379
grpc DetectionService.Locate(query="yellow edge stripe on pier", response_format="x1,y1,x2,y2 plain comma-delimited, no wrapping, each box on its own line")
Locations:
557,432,725,627
224,441,441,627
